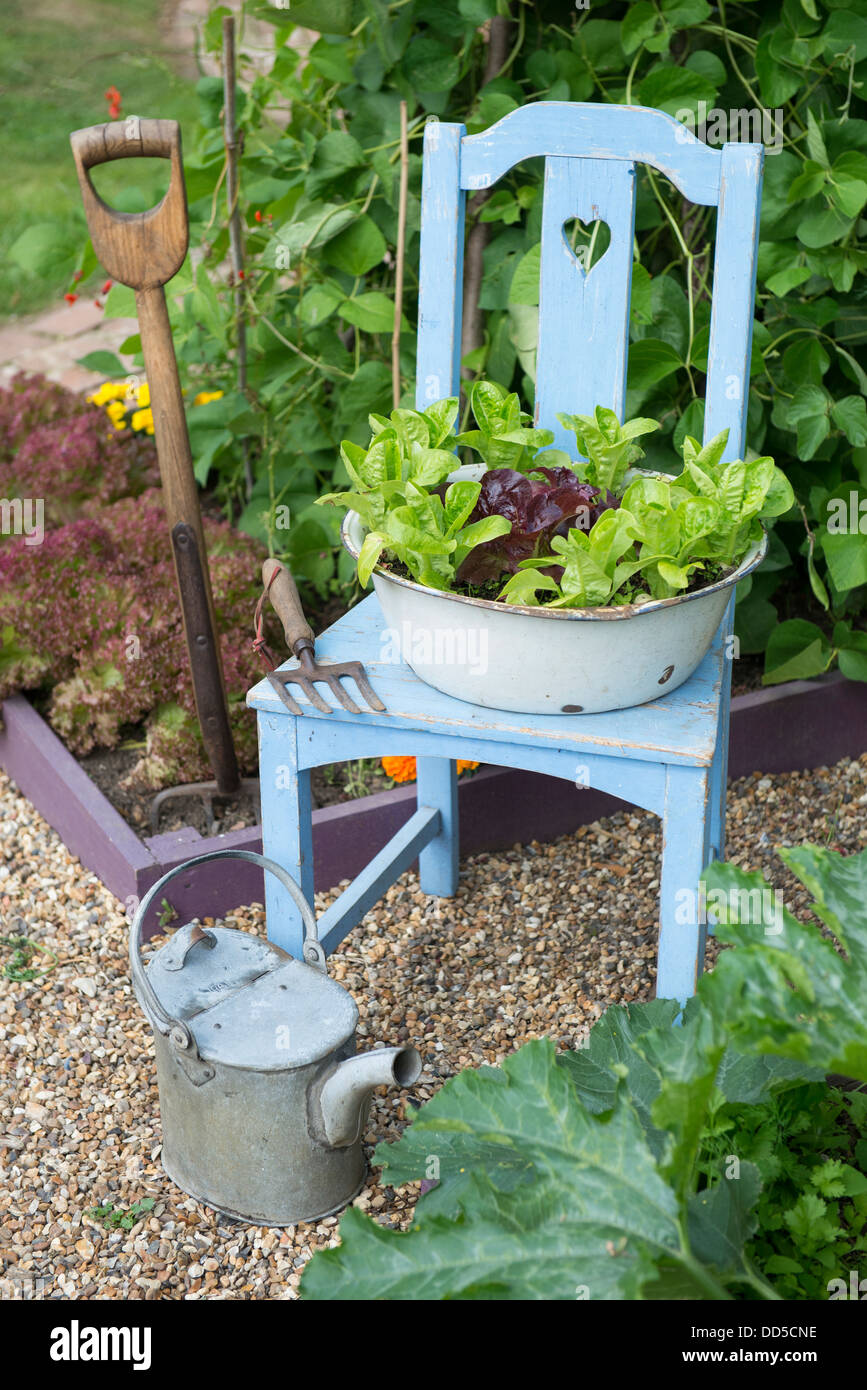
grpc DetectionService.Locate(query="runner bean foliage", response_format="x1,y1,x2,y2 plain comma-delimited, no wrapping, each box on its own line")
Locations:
70,0,865,677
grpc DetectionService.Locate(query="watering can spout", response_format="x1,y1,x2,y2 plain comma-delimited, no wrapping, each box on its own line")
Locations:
319,1047,422,1149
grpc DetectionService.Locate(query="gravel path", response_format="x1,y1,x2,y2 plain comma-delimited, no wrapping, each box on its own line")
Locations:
1,755,865,1299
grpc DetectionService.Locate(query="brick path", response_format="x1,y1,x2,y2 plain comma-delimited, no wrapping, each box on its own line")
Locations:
0,299,139,395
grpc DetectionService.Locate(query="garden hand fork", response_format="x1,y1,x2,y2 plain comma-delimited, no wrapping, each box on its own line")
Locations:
70,118,257,828
258,559,386,716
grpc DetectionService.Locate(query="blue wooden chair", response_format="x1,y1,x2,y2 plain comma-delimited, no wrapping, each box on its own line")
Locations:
248,103,764,1003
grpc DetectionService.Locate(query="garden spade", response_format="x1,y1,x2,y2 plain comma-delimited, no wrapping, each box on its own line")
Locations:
70,117,257,829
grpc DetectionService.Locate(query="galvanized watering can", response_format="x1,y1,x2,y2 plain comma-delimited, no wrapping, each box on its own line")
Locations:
130,848,421,1226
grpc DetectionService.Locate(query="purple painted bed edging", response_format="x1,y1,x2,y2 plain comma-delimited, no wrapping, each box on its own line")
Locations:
1,669,865,934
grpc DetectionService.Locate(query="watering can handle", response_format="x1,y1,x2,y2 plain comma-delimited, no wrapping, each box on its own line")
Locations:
129,849,325,1048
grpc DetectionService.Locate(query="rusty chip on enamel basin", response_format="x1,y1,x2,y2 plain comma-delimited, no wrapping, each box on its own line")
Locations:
561,704,584,713
658,665,675,684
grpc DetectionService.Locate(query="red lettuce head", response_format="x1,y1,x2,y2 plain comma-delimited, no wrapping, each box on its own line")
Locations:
456,467,619,586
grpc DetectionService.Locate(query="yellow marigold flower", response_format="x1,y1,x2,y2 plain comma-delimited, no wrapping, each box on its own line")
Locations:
131,407,155,435
105,400,127,430
87,380,128,407
381,757,478,784
135,381,150,408
193,389,224,407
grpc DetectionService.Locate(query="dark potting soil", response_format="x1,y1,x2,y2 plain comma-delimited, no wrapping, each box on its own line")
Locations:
378,557,735,604
78,743,396,840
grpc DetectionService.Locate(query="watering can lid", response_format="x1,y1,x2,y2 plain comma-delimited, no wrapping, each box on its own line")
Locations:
142,924,358,1071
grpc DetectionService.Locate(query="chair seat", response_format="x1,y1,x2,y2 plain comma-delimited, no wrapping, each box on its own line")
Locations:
247,593,725,769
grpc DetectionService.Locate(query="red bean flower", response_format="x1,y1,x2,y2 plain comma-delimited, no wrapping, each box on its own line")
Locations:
104,86,122,119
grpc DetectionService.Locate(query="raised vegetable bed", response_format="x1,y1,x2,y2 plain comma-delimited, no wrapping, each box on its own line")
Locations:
2,667,866,934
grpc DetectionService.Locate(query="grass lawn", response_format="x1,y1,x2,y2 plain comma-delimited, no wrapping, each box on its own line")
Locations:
0,0,200,319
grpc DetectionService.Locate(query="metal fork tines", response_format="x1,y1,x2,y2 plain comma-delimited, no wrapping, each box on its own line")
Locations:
267,648,386,716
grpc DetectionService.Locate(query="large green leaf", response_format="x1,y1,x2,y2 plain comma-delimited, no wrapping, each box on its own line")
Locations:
702,847,867,1082
323,215,387,276
270,202,357,260
9,223,81,284
508,243,541,307
834,622,867,681
337,361,394,424
102,283,138,320
798,204,855,249
631,275,690,356
637,65,718,117
558,1000,680,1156
76,350,128,378
686,1163,763,1274
832,394,867,446
626,338,683,403
305,132,365,199
821,524,867,591
254,0,353,33
298,283,344,328
339,291,408,334
784,384,832,459
762,618,833,684
302,1040,684,1300
754,34,801,105
402,37,461,91
735,591,779,654
822,9,867,63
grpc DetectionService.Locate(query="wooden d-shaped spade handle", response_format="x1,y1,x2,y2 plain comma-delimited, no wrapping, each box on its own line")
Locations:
69,120,196,540
70,118,200,580
70,118,240,795
70,117,188,290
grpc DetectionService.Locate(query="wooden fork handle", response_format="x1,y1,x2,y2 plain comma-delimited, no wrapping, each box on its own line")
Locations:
262,560,315,654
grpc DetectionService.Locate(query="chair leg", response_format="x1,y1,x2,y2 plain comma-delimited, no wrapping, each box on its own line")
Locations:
258,715,314,957
709,596,734,865
657,764,713,1004
415,756,459,898
708,732,727,866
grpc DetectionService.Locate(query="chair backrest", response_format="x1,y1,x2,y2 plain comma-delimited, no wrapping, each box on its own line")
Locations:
416,102,763,462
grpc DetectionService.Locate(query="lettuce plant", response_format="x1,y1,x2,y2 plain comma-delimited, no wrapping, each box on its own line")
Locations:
501,505,642,607
558,405,661,493
327,382,793,608
0,373,158,529
321,396,512,590
457,466,617,588
356,479,511,592
0,489,265,787
504,424,794,605
456,379,566,473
